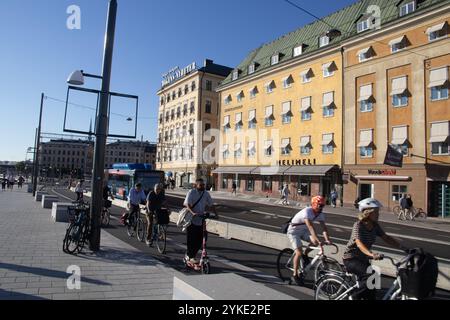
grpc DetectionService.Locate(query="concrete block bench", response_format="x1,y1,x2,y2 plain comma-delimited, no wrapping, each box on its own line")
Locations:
173,271,294,300
41,195,59,209
35,191,48,202
51,202,74,223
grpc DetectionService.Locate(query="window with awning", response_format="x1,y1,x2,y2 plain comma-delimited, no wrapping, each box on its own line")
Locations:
358,84,373,101
224,94,232,104
389,35,407,52
281,101,292,115
236,91,244,101
247,142,256,150
249,86,258,97
301,96,312,111
223,115,231,127
265,106,274,119
300,136,311,147
264,140,273,155
265,80,276,92
321,133,334,145
282,75,294,88
428,67,448,88
392,126,408,145
390,76,408,96
322,92,335,107
235,113,243,125
300,68,314,82
322,61,336,76
358,129,373,147
281,138,291,155
357,46,374,61
234,143,242,151
248,109,256,122
430,121,450,143
221,145,229,153
425,21,447,35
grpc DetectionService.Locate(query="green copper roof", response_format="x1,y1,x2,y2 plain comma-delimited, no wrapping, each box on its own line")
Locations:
220,0,449,87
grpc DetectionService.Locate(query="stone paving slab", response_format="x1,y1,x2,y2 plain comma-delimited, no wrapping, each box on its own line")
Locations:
0,188,174,300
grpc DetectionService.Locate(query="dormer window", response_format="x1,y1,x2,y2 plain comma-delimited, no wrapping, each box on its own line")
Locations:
426,22,448,42
293,44,304,57
319,35,330,48
399,1,415,17
271,53,280,65
357,18,370,33
232,69,240,81
248,63,258,75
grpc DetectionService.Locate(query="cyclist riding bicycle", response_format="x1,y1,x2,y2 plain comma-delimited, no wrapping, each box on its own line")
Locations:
145,183,166,246
286,195,332,286
343,198,407,300
102,182,114,207
123,183,147,225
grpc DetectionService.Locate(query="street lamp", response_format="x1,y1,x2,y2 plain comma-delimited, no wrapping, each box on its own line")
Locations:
66,0,118,252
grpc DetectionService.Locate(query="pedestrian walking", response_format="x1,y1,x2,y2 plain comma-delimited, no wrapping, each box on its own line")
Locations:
400,194,410,220
75,179,84,201
18,176,24,189
1,179,5,191
281,184,290,206
231,182,237,196
8,177,14,191
330,190,338,208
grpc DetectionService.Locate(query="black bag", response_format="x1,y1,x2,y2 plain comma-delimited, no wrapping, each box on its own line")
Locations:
399,249,438,299
156,208,170,225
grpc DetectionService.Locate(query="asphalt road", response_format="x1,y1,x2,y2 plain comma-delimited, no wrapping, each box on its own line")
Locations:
50,188,450,300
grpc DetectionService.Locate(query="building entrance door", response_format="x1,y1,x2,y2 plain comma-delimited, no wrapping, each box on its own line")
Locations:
429,182,450,218
359,184,373,200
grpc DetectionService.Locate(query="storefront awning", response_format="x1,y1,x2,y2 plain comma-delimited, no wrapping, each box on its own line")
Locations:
355,176,411,181
284,165,337,176
212,166,258,174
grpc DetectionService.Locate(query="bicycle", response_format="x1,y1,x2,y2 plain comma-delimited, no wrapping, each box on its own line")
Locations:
277,243,342,285
63,201,91,255
137,208,169,254
409,207,427,221
126,206,143,238
314,251,419,300
101,202,111,228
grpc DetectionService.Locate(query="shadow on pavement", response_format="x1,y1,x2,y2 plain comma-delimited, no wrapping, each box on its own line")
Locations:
0,263,110,286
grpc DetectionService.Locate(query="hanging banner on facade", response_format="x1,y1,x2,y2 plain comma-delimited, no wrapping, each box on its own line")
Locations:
384,145,403,168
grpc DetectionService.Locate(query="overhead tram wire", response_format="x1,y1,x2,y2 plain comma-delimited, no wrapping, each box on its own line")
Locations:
44,96,157,121
283,0,430,60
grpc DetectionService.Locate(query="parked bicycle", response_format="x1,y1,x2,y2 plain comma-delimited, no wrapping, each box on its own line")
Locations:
277,243,342,285
101,200,112,228
314,249,433,300
63,201,91,255
393,206,427,221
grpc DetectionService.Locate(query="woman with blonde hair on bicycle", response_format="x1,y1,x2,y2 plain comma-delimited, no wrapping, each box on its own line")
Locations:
343,198,407,300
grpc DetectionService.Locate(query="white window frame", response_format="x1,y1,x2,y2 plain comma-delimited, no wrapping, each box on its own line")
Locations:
357,19,370,33
399,1,415,17
319,35,330,47
392,94,408,107
431,142,450,156
360,146,374,158
293,45,303,57
248,64,256,75
232,70,239,81
360,100,373,113
431,86,449,101
322,144,334,154
271,54,280,66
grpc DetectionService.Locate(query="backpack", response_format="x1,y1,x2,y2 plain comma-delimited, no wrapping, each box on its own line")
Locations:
399,248,438,299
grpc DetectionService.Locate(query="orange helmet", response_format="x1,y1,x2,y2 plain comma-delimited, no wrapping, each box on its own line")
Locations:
311,196,326,211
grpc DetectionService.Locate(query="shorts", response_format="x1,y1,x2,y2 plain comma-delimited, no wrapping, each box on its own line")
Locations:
287,228,311,250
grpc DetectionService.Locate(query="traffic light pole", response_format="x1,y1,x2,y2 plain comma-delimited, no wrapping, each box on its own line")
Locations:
89,0,117,251
32,93,45,197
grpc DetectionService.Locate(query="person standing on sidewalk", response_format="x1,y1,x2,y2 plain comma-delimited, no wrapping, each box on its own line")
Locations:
183,178,217,264
331,190,338,208
400,194,410,220
281,184,290,206
1,179,5,191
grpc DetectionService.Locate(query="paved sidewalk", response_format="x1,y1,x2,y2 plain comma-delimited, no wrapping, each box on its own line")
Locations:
167,189,450,232
0,188,174,300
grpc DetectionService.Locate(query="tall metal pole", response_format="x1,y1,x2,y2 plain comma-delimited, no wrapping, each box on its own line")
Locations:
31,129,38,189
89,0,117,251
32,93,45,196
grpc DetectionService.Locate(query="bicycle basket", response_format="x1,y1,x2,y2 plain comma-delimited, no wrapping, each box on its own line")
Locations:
399,250,438,299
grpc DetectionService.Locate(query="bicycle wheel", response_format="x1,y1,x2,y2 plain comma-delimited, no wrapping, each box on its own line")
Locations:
76,221,90,253
314,257,343,283
276,248,295,282
201,261,211,275
136,217,146,242
315,275,352,300
64,223,81,254
127,215,136,237
156,224,167,254
101,209,110,228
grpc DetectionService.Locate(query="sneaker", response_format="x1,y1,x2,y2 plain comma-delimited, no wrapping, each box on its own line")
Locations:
291,274,305,286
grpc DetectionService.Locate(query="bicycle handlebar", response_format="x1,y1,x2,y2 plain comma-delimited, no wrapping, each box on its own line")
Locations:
307,243,339,254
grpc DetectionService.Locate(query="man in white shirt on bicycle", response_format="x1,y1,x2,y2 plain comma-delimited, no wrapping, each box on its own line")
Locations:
287,195,332,285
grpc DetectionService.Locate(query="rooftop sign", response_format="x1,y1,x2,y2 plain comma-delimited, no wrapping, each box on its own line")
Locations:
162,62,197,87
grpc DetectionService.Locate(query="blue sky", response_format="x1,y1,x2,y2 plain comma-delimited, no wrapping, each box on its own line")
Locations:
0,0,355,161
